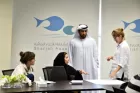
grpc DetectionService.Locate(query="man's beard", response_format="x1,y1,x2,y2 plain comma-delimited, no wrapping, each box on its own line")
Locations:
80,35,86,39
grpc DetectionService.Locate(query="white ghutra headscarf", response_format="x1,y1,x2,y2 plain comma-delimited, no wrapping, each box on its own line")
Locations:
73,24,90,38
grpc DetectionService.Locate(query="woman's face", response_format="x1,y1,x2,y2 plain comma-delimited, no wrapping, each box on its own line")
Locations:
64,54,69,64
28,58,35,66
114,35,123,44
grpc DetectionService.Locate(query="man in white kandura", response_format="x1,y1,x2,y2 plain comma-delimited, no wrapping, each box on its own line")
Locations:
68,24,99,80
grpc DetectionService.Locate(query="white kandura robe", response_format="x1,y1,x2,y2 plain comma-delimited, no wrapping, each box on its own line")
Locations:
68,30,99,80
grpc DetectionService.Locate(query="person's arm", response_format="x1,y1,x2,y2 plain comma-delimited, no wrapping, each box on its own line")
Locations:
66,65,78,80
68,41,73,66
12,65,32,86
114,65,121,72
66,65,86,80
118,47,129,68
12,65,25,76
66,65,77,75
110,65,121,78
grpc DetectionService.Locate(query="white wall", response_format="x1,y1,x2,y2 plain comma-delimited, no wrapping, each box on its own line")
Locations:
0,0,12,76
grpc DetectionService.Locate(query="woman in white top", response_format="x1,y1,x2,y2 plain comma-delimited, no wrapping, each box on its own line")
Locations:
12,51,35,86
107,28,130,80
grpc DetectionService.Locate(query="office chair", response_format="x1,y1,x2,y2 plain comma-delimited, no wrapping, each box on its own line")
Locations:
42,66,53,80
42,66,67,81
2,69,14,76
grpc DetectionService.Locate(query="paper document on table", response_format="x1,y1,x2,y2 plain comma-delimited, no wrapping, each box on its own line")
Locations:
70,80,83,85
44,81,56,84
86,80,125,85
35,81,55,84
36,77,56,84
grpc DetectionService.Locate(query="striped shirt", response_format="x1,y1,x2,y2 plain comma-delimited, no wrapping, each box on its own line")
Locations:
125,74,140,93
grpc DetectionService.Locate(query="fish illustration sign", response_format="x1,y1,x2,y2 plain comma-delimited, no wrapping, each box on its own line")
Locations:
34,16,74,35
122,19,140,33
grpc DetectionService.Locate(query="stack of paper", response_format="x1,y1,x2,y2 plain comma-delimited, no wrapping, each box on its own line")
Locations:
43,81,56,84
86,80,125,85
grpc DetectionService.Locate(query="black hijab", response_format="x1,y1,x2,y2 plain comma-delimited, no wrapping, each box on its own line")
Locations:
53,52,67,67
53,52,83,80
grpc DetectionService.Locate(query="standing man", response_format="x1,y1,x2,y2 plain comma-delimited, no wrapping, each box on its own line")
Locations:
68,24,99,80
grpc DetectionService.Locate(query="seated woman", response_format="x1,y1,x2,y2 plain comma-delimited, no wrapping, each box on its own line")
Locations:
12,51,35,86
53,52,87,80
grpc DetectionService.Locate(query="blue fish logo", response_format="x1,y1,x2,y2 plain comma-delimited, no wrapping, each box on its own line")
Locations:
34,16,64,31
34,16,74,35
63,26,74,35
122,19,140,33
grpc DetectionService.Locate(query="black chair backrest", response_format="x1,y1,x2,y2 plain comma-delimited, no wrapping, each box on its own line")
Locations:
42,66,53,80
43,66,68,81
2,69,14,76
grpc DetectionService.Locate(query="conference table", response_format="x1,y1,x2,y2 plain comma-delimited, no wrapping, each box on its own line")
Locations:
0,80,121,93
